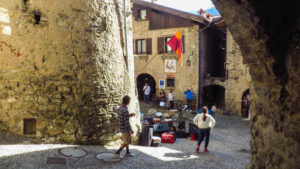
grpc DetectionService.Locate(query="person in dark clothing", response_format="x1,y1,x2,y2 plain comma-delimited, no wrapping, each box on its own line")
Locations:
159,89,166,102
115,95,135,158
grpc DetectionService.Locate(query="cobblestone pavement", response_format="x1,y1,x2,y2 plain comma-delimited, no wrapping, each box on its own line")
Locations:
0,113,250,169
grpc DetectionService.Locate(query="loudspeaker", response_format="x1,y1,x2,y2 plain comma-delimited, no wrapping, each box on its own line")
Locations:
139,125,153,146
153,123,169,136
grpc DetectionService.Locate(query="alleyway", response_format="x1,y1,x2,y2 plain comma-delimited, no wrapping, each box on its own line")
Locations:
0,113,250,169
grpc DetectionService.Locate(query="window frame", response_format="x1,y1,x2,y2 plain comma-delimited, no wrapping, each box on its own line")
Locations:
136,39,146,54
138,9,147,20
166,78,175,87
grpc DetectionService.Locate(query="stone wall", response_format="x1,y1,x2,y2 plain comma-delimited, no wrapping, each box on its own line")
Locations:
224,29,251,115
0,0,140,145
213,0,300,168
133,19,200,101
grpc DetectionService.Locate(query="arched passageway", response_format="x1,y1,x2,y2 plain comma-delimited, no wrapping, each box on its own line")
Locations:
202,85,225,109
136,73,156,101
241,89,250,118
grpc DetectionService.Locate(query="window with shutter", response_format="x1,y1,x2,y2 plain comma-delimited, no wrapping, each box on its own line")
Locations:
165,37,174,53
146,38,152,54
136,39,146,54
157,37,165,54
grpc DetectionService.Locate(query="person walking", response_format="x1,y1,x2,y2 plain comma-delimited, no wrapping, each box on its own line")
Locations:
115,95,135,158
168,89,174,110
143,83,151,106
193,107,216,152
184,88,194,111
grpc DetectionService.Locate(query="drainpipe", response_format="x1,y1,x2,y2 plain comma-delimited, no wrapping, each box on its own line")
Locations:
124,0,129,70
198,28,202,109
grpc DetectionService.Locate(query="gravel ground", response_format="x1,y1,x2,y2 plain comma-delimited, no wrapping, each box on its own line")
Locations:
0,113,250,169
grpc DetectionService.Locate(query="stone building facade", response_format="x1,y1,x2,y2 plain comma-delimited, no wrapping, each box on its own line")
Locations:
224,29,251,115
0,0,140,144
132,0,226,109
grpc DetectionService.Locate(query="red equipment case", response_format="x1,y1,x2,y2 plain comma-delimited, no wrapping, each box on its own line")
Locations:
161,132,175,144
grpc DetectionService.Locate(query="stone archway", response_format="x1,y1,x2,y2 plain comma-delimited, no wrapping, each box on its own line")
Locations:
136,73,156,101
212,0,300,168
241,89,250,118
202,85,225,109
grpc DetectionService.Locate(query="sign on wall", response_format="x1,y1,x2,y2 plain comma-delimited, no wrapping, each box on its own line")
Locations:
159,80,165,89
165,59,176,73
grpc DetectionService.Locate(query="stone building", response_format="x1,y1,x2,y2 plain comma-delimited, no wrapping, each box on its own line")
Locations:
0,0,299,168
132,0,226,109
201,9,252,116
0,0,140,144
224,29,251,116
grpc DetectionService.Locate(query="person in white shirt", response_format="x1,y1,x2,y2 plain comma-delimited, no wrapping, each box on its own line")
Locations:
193,107,216,152
168,89,174,109
143,83,151,106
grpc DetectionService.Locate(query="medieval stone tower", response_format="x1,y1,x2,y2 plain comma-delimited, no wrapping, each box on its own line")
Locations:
0,0,140,144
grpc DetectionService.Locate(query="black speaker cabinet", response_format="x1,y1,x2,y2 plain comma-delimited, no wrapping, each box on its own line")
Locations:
139,125,153,146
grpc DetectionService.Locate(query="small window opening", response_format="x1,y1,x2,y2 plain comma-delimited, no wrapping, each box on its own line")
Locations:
33,10,41,24
167,78,175,87
23,0,28,5
138,9,147,20
23,118,36,134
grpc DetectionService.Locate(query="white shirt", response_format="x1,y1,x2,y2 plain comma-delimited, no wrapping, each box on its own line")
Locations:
212,106,217,112
169,93,174,101
143,86,151,95
193,114,216,129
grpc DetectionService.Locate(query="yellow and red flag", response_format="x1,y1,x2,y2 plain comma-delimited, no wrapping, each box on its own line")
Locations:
167,29,183,65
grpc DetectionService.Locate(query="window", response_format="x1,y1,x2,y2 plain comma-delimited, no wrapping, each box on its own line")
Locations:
136,39,146,54
135,38,152,54
157,36,185,54
167,78,175,87
23,118,36,134
138,9,147,20
165,37,174,53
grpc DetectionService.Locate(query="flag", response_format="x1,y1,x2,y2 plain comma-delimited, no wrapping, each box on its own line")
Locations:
167,29,183,65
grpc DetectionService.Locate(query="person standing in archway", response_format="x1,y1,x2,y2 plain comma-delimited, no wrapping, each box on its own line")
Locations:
143,82,151,106
115,96,135,158
193,107,216,152
184,88,194,111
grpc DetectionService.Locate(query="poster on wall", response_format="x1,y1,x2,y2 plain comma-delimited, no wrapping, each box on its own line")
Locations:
159,80,165,89
165,59,176,73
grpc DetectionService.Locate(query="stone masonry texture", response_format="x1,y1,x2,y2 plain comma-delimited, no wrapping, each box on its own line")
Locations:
0,0,140,145
224,29,251,115
213,0,300,168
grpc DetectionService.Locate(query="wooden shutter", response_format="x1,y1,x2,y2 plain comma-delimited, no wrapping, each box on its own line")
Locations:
146,38,152,54
133,39,136,54
157,37,164,54
182,35,185,53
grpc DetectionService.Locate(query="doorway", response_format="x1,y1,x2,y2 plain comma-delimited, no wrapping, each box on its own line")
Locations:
241,89,250,118
136,73,156,101
202,85,225,109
